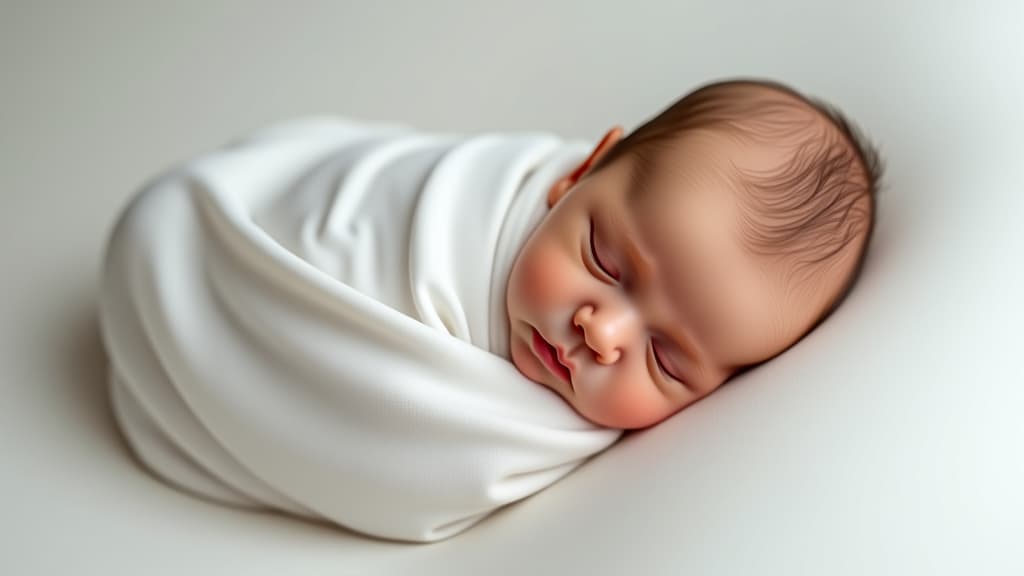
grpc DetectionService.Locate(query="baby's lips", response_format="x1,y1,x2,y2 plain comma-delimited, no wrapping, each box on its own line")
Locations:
555,344,576,377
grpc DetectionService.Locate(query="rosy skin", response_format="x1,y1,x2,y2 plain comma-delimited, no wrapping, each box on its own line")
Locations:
506,126,859,429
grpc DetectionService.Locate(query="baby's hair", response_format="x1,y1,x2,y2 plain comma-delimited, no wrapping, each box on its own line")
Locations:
589,78,883,343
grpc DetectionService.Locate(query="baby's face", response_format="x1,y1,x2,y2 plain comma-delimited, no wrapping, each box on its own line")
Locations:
506,129,802,429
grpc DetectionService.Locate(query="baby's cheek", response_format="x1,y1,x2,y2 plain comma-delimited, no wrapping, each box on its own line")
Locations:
515,242,572,307
589,377,669,429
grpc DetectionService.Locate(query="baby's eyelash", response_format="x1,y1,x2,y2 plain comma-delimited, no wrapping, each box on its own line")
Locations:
589,220,619,281
651,340,687,387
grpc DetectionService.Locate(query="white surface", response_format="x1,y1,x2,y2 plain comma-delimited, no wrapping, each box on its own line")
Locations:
2,1,1022,574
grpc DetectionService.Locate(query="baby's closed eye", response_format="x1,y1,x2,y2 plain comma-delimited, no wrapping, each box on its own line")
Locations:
651,338,689,388
587,217,620,282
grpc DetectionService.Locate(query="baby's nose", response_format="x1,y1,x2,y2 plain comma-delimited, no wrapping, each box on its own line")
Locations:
572,303,637,365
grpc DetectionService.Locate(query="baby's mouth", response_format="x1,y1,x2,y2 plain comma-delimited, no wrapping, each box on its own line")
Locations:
531,327,572,387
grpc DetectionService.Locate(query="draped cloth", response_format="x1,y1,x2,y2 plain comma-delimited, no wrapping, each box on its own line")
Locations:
99,117,622,542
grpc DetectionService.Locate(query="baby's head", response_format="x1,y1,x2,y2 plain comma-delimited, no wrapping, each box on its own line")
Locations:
506,78,883,429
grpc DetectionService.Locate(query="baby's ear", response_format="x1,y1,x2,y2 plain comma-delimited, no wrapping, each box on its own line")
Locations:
546,125,625,208
546,178,574,208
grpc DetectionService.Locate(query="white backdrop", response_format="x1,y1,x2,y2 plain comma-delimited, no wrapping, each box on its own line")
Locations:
2,1,1022,574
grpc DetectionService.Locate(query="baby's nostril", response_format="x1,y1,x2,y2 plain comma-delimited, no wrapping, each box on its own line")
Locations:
572,320,584,337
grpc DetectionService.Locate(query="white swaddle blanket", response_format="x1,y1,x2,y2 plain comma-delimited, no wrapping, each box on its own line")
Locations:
99,116,622,542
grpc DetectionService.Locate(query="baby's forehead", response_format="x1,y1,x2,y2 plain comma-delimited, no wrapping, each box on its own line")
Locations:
620,140,792,282
614,160,792,368
630,111,865,317
633,115,839,236
627,132,756,206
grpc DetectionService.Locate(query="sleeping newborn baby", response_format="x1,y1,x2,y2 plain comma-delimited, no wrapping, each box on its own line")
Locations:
100,78,881,542
507,79,881,429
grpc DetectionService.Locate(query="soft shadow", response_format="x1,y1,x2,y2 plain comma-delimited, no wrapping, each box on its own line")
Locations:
63,294,137,463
